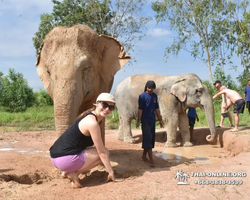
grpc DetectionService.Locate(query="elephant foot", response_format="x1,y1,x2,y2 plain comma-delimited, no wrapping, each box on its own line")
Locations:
164,142,178,148
118,135,124,141
181,141,193,147
124,137,135,143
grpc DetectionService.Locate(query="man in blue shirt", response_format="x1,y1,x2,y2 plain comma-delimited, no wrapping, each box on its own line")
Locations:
244,79,250,114
187,107,199,142
136,80,164,167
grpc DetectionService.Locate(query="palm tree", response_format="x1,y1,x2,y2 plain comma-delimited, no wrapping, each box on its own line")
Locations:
182,173,190,182
174,170,183,181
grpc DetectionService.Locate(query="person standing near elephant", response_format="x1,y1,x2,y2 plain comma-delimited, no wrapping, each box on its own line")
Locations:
244,79,250,114
50,93,116,188
213,80,234,128
136,80,164,167
187,107,199,142
213,89,245,132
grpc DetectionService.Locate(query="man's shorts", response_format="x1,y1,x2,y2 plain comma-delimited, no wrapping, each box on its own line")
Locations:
188,116,196,127
234,99,245,113
51,151,86,172
246,101,250,108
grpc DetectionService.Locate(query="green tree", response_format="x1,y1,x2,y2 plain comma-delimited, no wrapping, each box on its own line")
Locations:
213,66,238,91
151,0,243,84
33,0,151,55
33,13,54,53
0,68,35,112
228,0,250,73
228,1,250,91
0,72,4,101
33,0,112,54
202,80,215,96
237,69,250,92
34,89,54,106
108,0,152,53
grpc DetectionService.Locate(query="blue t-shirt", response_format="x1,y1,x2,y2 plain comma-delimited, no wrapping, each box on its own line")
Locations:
187,107,196,118
244,86,250,101
138,92,159,123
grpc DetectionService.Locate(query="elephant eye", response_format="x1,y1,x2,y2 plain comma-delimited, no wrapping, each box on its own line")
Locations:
196,89,203,96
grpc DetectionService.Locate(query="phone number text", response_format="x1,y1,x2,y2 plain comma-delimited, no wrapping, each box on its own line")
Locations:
194,180,243,185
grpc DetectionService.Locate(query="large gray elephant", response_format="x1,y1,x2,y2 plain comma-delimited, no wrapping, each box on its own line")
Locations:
114,74,217,147
35,24,130,137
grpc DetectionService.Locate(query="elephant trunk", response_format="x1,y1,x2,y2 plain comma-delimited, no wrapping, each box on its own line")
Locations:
204,104,217,144
201,91,217,144
54,77,83,136
54,96,80,135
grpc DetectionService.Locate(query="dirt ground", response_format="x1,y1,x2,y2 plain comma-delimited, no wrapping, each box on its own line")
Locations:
0,127,250,200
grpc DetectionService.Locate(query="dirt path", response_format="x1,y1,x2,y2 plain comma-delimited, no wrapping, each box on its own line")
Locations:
0,128,250,200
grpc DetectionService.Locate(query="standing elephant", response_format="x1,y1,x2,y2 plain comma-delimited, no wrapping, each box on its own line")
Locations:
114,74,217,147
35,24,130,136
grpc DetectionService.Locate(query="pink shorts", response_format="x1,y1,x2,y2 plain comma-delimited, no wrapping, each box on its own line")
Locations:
51,151,86,172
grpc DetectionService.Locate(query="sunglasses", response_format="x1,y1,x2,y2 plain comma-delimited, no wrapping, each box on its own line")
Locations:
100,101,115,111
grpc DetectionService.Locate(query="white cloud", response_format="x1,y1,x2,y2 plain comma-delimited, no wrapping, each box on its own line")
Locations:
0,0,54,13
148,28,171,37
0,0,242,92
0,0,54,57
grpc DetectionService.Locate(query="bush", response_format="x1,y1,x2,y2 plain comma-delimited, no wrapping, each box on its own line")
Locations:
0,68,35,112
34,89,53,106
107,107,119,129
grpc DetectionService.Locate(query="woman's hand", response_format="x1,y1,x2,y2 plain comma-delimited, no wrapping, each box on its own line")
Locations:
106,172,115,182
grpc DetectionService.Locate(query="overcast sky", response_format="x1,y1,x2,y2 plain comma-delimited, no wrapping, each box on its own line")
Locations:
0,0,244,94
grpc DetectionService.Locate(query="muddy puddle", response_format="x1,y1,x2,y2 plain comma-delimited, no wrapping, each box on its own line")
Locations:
0,141,49,156
0,134,224,164
155,144,223,165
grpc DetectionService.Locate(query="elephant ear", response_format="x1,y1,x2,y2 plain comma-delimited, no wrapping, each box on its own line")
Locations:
170,79,187,102
99,35,130,85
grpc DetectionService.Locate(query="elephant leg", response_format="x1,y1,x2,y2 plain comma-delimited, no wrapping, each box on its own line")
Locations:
165,113,179,147
118,116,124,140
122,117,135,143
179,113,193,147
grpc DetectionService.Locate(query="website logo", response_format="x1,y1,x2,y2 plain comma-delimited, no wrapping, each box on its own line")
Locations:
174,170,190,185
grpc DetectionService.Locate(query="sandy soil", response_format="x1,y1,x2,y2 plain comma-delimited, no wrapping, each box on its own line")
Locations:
0,128,250,200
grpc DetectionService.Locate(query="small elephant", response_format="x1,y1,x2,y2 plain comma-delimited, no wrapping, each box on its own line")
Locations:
35,24,130,137
114,74,217,147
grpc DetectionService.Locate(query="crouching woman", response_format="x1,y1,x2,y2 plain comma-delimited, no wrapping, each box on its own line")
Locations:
49,93,116,188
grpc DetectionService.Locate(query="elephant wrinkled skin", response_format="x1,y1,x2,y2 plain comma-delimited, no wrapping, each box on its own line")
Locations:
114,74,217,147
35,25,130,136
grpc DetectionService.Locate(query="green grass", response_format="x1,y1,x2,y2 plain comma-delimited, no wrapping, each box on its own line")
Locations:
196,103,250,129
0,106,55,132
0,102,249,132
106,108,119,129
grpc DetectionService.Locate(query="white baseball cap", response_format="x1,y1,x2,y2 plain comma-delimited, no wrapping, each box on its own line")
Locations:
96,93,115,103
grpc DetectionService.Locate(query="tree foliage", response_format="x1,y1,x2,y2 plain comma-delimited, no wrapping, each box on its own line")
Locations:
34,89,54,107
0,69,35,112
202,80,215,97
108,0,151,53
33,0,112,53
228,1,250,73
33,0,151,55
237,69,250,92
213,66,238,91
151,0,250,84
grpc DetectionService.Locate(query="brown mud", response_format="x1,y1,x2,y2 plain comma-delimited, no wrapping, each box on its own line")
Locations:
0,127,250,200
